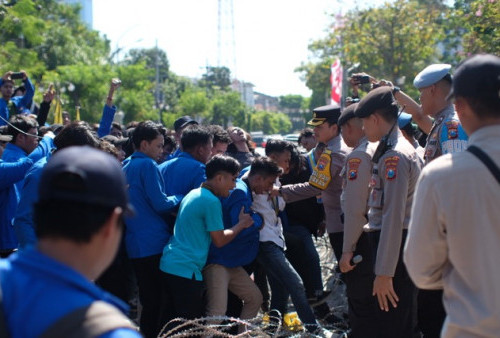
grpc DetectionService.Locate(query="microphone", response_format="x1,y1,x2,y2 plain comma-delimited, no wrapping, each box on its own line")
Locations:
349,255,363,266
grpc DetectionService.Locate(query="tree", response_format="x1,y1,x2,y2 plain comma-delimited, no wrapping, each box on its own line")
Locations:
123,47,169,82
209,90,247,128
298,0,448,100
250,111,292,134
200,66,232,93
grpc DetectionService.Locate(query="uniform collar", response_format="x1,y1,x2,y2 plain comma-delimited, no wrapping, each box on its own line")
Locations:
433,104,455,125
5,142,27,156
468,125,500,146
326,134,342,150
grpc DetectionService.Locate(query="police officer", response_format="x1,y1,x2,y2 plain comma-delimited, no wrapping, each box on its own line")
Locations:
278,104,350,265
354,86,422,337
336,103,379,337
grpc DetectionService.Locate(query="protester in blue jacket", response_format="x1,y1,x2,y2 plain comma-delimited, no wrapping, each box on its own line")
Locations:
203,158,282,332
0,146,140,338
0,71,34,126
123,120,182,338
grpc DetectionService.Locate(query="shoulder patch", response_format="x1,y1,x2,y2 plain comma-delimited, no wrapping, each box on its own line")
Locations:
384,156,399,180
347,158,361,180
445,120,459,139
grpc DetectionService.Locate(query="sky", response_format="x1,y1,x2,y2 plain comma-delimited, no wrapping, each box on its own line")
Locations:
93,0,387,97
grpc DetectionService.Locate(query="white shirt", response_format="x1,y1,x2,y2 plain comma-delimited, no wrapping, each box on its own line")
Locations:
404,125,500,338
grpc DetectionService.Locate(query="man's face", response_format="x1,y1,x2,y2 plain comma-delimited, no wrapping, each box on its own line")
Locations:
314,122,337,144
198,140,213,164
218,172,238,197
419,85,434,116
211,141,228,158
271,150,291,175
229,127,246,143
300,135,316,152
1,82,14,99
361,115,379,142
253,175,277,195
141,135,164,161
18,127,39,154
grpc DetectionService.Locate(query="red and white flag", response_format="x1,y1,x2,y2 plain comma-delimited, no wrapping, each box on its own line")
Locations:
331,59,343,106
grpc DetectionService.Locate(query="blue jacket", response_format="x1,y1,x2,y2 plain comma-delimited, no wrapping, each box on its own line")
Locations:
0,78,34,126
0,137,53,251
0,249,140,337
13,155,50,249
159,151,206,198
206,179,263,268
0,158,34,250
123,151,182,258
97,105,117,138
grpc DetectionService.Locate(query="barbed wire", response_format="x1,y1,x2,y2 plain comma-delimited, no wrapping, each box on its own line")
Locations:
156,234,350,337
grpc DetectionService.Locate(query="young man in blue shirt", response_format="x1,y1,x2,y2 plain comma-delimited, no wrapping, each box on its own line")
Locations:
0,146,140,337
0,71,34,126
159,155,254,335
123,120,182,338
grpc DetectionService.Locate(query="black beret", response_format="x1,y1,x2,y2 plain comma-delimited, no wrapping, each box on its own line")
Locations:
354,87,398,118
308,104,341,126
338,103,358,127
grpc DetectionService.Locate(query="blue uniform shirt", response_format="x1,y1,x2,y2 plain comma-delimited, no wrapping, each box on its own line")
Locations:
207,179,262,268
0,249,140,337
160,187,224,281
123,151,182,258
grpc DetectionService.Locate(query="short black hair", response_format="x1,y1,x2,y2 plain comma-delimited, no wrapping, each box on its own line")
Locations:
181,124,212,151
7,115,38,143
298,128,314,144
249,156,283,178
265,139,293,156
376,105,399,123
34,200,118,243
207,124,231,145
54,121,100,150
132,121,163,149
205,154,240,179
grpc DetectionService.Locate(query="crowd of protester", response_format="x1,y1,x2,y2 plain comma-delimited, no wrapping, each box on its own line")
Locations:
0,53,499,338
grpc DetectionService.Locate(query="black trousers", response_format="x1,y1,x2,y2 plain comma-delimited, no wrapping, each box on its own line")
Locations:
344,232,377,338
328,231,344,265
417,289,446,338
131,254,164,338
160,272,204,335
366,230,417,338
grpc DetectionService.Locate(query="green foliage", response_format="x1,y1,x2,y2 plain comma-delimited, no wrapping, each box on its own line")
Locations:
250,111,292,134
199,66,232,92
123,47,169,82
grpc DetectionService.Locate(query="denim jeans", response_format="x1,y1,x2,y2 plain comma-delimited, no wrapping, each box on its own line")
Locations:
287,224,323,295
257,241,317,331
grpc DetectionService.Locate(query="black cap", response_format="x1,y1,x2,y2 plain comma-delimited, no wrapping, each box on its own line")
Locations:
173,116,198,132
39,146,134,216
354,86,398,118
447,54,500,102
101,135,129,147
307,104,341,126
338,103,359,127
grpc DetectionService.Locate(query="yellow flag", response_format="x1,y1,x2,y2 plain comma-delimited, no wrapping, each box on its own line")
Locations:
75,106,81,121
53,96,63,124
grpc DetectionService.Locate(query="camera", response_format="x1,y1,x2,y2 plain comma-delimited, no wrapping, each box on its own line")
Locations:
352,75,370,84
10,72,24,80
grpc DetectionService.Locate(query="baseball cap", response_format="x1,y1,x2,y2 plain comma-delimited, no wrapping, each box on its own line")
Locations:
38,146,134,215
173,116,198,132
354,86,398,118
446,54,500,102
307,104,341,126
413,64,452,89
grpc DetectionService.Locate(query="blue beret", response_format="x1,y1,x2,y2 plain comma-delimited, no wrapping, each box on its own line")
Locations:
413,64,451,89
397,112,412,129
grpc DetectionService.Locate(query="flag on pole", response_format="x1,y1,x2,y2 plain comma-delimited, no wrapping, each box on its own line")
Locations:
75,106,81,121
53,96,63,124
331,59,343,106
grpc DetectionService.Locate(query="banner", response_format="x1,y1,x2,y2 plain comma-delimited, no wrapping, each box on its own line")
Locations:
331,59,343,106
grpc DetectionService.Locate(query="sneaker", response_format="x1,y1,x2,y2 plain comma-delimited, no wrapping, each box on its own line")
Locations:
309,290,332,307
